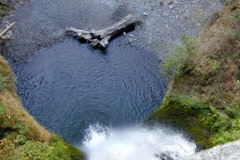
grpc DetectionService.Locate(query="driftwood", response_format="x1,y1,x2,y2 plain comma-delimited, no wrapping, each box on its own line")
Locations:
0,22,15,40
66,14,138,48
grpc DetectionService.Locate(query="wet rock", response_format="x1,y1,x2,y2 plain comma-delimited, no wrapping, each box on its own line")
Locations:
166,0,174,5
143,12,148,16
169,4,174,9
129,33,134,37
178,140,240,160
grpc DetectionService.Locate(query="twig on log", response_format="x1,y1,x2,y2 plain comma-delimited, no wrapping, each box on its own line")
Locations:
66,14,138,48
0,22,15,39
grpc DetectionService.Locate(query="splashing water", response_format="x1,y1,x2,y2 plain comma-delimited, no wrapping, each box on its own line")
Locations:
80,124,196,160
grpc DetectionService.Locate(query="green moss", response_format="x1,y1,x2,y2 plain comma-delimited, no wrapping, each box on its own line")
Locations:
0,73,9,91
12,134,84,160
162,35,198,82
0,56,14,92
49,134,84,160
0,134,84,160
0,1,12,18
0,107,83,159
151,0,240,149
0,103,5,115
22,141,52,160
151,93,240,148
151,93,220,148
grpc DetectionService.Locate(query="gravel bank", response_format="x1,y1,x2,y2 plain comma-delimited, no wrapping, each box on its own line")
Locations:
2,0,222,61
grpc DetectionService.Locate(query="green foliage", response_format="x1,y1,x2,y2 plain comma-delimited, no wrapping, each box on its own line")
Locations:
161,35,198,81
221,0,235,5
151,93,219,147
211,119,240,145
13,122,27,135
23,141,53,160
49,134,83,160
0,103,5,115
152,0,240,149
152,93,240,148
151,93,240,148
0,73,8,91
225,96,240,119
15,135,27,145
0,1,11,18
0,135,84,160
206,59,221,72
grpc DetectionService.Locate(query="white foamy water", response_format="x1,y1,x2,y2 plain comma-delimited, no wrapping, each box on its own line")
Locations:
80,124,196,160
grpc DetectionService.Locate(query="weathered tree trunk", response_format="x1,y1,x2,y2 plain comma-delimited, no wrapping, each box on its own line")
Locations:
66,14,138,48
0,22,15,40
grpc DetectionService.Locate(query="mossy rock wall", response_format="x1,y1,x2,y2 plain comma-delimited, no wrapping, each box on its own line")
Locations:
151,0,240,149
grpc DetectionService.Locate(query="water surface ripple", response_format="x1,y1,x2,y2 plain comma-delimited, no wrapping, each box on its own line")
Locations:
13,37,166,144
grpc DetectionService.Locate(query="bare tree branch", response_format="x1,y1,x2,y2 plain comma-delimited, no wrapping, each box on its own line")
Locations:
0,22,15,39
66,14,138,48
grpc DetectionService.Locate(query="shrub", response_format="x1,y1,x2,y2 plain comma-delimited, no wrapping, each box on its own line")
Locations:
161,35,198,81
0,73,8,91
0,1,12,18
23,141,52,160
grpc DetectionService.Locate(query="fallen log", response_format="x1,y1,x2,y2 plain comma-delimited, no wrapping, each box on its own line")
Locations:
66,14,138,48
0,22,15,40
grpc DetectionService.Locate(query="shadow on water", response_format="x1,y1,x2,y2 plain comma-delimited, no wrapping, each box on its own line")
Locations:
10,35,166,144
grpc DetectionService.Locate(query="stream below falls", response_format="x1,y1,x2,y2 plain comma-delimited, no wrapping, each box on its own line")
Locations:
8,36,197,159
11,36,165,143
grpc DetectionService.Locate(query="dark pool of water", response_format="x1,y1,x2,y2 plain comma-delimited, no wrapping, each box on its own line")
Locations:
11,36,166,144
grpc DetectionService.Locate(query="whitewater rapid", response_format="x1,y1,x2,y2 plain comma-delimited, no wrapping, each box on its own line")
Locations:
80,124,196,160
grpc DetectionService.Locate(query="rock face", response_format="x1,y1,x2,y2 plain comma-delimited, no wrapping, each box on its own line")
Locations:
178,140,240,160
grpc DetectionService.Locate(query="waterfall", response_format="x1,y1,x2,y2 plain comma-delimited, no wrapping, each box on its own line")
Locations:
80,124,196,160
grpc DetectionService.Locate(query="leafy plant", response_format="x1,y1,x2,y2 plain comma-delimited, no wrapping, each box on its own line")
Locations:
23,141,52,160
225,96,240,119
221,0,235,5
0,1,12,18
0,73,8,91
13,122,26,135
161,35,198,81
0,104,5,115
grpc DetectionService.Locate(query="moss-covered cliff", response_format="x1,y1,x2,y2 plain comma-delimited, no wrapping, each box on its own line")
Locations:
0,55,83,159
151,0,240,149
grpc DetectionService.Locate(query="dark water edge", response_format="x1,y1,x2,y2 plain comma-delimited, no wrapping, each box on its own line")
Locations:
6,36,166,144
